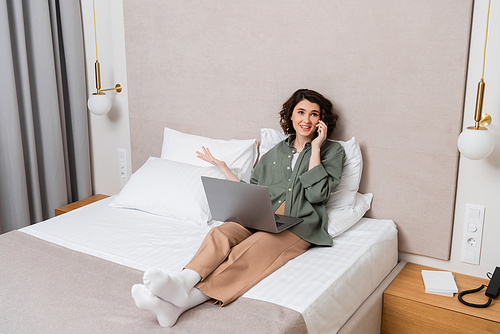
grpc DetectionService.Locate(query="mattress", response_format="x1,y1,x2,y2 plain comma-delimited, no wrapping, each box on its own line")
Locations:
19,197,398,333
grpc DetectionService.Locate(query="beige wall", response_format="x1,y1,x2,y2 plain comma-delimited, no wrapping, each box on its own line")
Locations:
81,0,500,278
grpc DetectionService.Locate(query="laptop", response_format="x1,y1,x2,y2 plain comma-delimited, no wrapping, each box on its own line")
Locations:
201,176,303,233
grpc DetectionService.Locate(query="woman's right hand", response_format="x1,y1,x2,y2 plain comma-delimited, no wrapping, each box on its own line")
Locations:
196,147,240,181
196,146,226,169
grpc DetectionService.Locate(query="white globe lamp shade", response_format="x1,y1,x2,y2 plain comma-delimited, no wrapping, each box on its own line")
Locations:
457,128,495,160
88,93,112,115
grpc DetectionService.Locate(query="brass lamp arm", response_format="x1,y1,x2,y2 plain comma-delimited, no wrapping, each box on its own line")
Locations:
99,84,122,93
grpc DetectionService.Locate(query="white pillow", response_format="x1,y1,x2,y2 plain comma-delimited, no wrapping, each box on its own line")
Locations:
260,128,287,157
328,192,373,238
161,127,257,182
109,157,224,225
325,137,363,209
259,128,363,209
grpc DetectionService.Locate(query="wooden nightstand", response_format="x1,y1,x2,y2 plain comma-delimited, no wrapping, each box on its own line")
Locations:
381,262,499,333
55,194,110,216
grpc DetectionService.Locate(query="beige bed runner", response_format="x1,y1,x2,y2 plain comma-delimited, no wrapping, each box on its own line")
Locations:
0,231,307,333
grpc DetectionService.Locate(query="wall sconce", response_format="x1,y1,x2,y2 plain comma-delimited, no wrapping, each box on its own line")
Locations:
457,0,495,160
87,0,122,115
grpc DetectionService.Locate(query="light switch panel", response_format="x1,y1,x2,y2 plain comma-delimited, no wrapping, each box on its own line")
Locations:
461,204,485,265
117,148,128,189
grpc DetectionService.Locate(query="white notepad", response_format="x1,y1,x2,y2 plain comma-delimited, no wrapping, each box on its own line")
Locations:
421,270,458,297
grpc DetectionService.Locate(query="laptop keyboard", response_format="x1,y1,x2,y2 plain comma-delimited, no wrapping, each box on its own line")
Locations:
276,221,284,228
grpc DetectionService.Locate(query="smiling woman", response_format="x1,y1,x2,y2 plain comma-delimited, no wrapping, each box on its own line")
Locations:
279,89,341,171
279,89,339,139
131,89,346,327
291,100,322,149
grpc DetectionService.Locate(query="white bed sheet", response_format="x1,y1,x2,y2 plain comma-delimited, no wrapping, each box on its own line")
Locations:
20,197,398,334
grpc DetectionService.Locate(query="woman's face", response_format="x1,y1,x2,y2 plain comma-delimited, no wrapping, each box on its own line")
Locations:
290,99,321,140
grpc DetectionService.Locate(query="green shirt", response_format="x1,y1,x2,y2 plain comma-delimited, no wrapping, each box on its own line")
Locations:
250,136,345,246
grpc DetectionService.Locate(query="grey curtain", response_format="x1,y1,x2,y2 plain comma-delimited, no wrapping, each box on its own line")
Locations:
0,0,91,233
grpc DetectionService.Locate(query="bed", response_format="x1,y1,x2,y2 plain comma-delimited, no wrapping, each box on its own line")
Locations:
1,128,400,333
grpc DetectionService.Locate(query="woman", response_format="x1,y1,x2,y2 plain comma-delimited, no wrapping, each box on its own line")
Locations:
131,89,345,327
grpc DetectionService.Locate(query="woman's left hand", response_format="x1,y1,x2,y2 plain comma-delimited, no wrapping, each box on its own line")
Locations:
312,120,327,149
308,121,327,170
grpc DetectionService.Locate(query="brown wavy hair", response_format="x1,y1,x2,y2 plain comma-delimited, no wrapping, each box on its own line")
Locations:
279,89,339,138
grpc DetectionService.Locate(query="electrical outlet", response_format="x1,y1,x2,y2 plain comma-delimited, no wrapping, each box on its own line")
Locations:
117,148,128,189
461,204,485,265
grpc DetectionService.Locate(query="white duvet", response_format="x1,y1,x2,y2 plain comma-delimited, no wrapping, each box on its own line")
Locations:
21,197,398,334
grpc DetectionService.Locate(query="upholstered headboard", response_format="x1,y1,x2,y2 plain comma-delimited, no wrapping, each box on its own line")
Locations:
123,0,473,260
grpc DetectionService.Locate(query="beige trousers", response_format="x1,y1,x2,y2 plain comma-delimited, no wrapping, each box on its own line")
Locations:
184,222,310,306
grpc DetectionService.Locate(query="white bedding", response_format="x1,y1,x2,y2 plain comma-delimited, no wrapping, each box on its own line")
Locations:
21,197,398,334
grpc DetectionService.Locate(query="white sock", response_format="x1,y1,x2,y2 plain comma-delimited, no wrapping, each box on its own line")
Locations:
131,284,209,327
142,268,201,307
